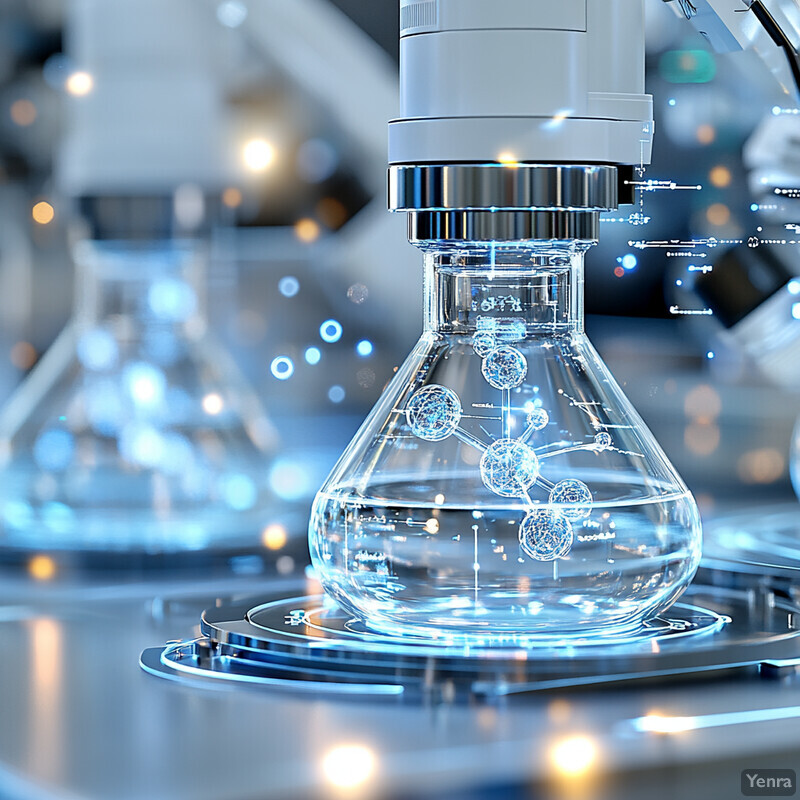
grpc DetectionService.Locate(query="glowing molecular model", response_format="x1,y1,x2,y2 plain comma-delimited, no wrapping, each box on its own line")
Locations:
405,333,614,562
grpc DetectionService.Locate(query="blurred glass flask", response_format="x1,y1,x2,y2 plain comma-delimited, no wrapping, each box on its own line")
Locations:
0,239,278,554
310,242,703,641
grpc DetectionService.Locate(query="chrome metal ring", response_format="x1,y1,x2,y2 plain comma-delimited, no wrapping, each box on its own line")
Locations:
390,164,620,212
408,210,600,242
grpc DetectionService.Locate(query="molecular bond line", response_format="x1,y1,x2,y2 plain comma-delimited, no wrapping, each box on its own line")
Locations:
406,323,613,562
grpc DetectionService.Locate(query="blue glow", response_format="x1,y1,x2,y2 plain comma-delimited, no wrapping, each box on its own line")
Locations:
33,429,75,472
42,501,74,533
328,385,346,403
279,276,300,298
707,351,715,360
792,302,800,320
320,319,343,343
86,381,123,435
621,254,638,271
750,203,759,212
220,473,257,511
217,1,248,27
3,500,32,530
270,356,294,380
676,279,683,286
123,362,166,408
268,457,313,501
160,433,194,475
148,279,196,321
773,105,782,116
668,98,676,106
356,339,373,357
304,346,322,365
229,555,264,576
788,279,800,295
77,328,118,371
118,423,165,469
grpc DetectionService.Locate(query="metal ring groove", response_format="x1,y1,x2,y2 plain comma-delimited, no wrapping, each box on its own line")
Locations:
408,210,599,242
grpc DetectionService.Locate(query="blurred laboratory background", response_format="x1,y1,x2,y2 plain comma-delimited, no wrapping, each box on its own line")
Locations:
0,0,794,579
0,0,797,798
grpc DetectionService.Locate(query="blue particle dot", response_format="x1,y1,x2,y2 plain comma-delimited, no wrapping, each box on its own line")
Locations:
328,385,345,403
773,105,782,116
751,203,759,212
792,303,800,321
676,279,683,286
320,319,343,343
788,279,800,296
706,351,715,360
304,347,321,365
270,356,294,380
668,98,677,107
279,276,300,298
622,254,637,270
356,340,373,357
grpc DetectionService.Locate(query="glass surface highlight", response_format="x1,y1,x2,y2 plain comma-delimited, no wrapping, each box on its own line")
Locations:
310,242,702,641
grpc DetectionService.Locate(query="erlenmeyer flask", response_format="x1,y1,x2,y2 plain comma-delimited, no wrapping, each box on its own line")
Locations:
310,241,702,640
0,239,279,555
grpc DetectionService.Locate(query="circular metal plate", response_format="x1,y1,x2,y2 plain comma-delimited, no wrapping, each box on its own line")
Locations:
142,584,800,700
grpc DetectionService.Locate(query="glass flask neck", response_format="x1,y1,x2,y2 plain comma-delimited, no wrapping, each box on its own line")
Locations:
421,242,590,336
72,239,207,339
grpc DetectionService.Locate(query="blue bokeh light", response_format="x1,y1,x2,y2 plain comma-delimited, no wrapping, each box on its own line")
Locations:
279,276,300,298
356,339,373,357
621,254,638,271
270,356,295,380
77,328,119,371
320,319,343,343
304,346,322,365
328,385,345,403
220,473,257,511
789,279,800,296
33,429,75,472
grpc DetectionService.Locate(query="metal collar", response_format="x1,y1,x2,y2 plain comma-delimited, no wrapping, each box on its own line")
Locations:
389,164,621,213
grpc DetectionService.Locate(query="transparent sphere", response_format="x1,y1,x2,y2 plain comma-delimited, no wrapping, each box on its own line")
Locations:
526,407,549,432
480,438,540,498
406,385,462,442
519,508,574,562
549,479,593,520
594,432,612,450
472,331,496,357
481,346,527,389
